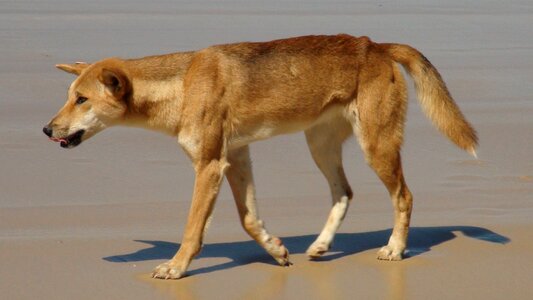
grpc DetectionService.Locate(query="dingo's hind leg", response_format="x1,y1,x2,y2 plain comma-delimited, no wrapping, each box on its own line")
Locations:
360,143,412,261
304,119,353,259
349,62,413,260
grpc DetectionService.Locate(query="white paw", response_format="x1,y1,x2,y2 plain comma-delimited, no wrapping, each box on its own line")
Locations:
306,241,330,259
376,245,403,261
265,237,292,266
151,260,186,280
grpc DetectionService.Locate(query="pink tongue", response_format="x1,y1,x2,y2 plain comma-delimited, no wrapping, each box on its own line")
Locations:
50,137,67,144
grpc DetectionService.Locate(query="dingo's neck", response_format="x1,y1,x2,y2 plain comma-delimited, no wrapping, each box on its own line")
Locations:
123,52,195,136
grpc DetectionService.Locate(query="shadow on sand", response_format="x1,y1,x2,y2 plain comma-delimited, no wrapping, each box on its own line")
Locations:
103,226,509,276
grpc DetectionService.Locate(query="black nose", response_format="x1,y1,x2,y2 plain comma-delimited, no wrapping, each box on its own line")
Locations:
43,125,53,137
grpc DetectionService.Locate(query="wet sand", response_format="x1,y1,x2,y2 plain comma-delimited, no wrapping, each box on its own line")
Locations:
1,1,532,299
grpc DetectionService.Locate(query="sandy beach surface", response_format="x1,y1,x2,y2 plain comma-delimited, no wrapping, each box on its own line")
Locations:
1,1,532,299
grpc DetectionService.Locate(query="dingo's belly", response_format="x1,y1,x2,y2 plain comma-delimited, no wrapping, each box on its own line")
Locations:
228,104,345,149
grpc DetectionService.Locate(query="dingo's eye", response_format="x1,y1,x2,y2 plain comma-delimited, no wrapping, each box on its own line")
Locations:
75,96,88,105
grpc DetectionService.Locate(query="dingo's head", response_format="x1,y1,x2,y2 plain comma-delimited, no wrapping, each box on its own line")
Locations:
43,59,130,148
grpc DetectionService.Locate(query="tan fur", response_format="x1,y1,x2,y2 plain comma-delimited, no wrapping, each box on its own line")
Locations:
45,34,477,279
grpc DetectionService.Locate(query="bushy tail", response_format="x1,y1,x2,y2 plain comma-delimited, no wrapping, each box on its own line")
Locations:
382,43,478,156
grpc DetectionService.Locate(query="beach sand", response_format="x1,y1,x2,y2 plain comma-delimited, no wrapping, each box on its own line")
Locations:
1,1,532,299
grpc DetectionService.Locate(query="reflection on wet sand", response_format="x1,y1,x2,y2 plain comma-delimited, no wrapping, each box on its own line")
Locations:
138,273,198,300
381,262,407,300
140,255,407,299
126,226,507,299
237,268,289,300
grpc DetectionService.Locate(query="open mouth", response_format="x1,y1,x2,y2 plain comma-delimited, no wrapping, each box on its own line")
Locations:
50,130,85,148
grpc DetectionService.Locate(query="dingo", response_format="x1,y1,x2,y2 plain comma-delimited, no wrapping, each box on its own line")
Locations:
44,34,477,279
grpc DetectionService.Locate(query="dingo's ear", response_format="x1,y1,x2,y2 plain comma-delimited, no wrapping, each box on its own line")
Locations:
56,62,90,75
98,68,130,97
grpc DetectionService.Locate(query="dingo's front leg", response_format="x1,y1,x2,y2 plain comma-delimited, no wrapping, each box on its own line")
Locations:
152,158,229,279
226,146,291,266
